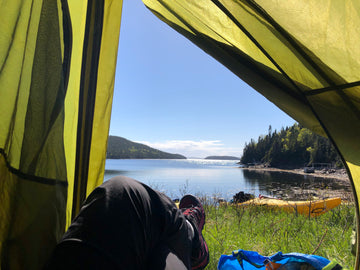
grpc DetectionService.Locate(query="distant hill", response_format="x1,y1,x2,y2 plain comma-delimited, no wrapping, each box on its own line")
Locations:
107,136,186,159
205,156,240,160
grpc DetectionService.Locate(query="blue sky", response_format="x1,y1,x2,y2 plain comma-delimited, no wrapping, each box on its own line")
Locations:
109,0,296,158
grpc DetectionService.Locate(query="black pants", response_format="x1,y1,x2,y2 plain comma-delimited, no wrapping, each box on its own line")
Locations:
46,176,194,270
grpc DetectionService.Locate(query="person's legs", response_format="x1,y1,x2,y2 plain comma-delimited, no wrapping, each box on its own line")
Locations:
148,244,189,270
46,240,192,270
180,195,209,270
44,240,119,269
46,176,199,270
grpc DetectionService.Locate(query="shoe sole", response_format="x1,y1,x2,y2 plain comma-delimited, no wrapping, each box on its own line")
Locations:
179,195,205,231
179,195,202,208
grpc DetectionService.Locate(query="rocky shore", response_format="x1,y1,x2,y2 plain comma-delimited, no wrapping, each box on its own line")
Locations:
239,166,353,201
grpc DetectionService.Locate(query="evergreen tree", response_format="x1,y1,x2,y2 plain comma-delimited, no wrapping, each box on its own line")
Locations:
240,123,343,168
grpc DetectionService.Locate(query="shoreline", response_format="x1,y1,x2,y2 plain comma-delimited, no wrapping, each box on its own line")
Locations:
239,166,349,181
239,166,353,201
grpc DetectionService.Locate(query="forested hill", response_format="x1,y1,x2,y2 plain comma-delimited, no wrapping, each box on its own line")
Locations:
107,136,186,159
240,123,342,168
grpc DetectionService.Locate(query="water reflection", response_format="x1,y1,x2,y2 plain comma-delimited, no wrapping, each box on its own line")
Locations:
103,160,352,201
242,169,352,200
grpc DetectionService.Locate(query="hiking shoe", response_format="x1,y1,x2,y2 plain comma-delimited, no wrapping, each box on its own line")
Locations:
179,195,209,270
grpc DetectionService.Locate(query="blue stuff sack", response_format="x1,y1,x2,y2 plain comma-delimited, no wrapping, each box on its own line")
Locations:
218,249,332,270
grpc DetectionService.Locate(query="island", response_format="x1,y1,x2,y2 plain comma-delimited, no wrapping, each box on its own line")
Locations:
107,135,186,159
205,156,240,160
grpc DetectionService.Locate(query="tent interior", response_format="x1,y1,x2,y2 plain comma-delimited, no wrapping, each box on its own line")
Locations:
0,0,359,269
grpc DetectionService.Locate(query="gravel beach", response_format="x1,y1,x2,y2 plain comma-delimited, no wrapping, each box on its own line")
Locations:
239,167,353,201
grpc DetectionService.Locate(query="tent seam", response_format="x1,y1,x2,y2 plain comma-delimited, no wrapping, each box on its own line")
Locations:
72,0,104,219
210,0,305,100
0,149,68,186
305,81,360,96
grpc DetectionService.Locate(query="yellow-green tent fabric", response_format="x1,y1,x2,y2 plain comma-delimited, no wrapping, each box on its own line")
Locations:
0,0,122,269
1,0,360,269
141,0,360,268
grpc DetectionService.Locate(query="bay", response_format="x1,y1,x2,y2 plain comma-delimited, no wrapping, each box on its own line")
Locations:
104,159,350,201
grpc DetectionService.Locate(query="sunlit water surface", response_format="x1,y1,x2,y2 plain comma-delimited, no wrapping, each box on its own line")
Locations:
104,159,349,200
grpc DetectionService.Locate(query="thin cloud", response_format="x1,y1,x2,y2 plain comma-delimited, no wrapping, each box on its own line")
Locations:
136,140,242,158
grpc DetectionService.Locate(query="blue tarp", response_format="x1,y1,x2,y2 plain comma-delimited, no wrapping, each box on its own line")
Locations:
218,249,331,270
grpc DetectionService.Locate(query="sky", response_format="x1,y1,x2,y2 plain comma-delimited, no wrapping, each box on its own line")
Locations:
109,0,296,158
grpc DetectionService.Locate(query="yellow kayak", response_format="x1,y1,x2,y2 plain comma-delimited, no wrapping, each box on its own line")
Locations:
238,197,342,217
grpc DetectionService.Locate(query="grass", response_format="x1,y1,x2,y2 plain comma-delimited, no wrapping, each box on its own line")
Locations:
199,196,356,269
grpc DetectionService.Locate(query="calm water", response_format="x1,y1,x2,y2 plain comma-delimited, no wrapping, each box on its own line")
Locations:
104,159,349,200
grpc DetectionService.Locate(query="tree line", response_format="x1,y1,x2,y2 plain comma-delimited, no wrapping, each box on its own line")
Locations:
240,123,343,168
107,135,186,159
